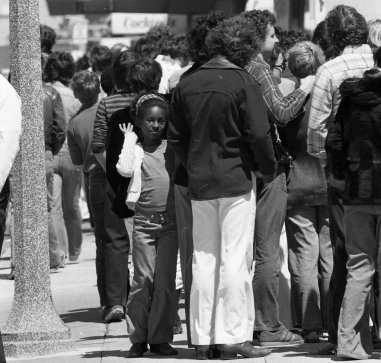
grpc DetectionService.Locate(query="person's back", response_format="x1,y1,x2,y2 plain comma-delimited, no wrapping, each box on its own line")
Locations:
42,83,66,155
328,69,381,204
173,60,275,200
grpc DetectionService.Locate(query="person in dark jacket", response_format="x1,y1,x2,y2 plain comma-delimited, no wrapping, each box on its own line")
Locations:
326,66,381,360
41,53,67,270
43,82,66,270
168,14,276,360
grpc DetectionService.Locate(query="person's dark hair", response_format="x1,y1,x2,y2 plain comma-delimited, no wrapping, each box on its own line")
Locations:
279,29,311,52
72,70,100,104
205,14,261,68
40,24,56,54
326,5,368,57
89,45,112,73
312,20,334,59
242,9,277,43
161,34,190,66
112,50,140,91
44,51,75,86
128,58,162,94
132,25,173,58
110,42,129,62
75,53,91,72
186,11,226,64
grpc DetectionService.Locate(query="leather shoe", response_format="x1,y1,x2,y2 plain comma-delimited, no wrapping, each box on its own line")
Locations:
195,345,210,360
103,305,124,323
150,342,178,356
128,342,148,358
221,341,272,359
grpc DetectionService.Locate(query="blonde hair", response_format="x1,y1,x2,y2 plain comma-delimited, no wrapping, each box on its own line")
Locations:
368,19,381,48
287,41,325,79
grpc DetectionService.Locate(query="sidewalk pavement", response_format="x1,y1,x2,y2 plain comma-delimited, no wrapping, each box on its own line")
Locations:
1,223,380,362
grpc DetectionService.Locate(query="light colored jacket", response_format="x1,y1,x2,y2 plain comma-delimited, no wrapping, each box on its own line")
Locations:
0,74,22,190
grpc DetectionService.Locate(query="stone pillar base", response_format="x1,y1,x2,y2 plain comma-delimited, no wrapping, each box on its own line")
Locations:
3,336,73,358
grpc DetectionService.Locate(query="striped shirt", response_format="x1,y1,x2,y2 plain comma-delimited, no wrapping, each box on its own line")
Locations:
307,44,374,163
246,54,308,125
92,92,135,153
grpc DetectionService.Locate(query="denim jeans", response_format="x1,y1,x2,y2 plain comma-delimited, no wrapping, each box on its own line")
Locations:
45,151,63,267
253,167,288,332
88,165,107,307
174,185,193,346
52,151,82,258
286,205,333,331
127,210,178,344
103,183,130,307
337,205,381,359
327,187,347,344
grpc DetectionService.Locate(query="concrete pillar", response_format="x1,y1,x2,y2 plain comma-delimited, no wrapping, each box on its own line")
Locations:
2,0,73,358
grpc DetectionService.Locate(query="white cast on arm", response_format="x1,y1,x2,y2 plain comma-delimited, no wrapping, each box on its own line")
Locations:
0,75,22,190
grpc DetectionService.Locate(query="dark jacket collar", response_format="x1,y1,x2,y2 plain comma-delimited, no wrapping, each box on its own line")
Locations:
200,57,243,70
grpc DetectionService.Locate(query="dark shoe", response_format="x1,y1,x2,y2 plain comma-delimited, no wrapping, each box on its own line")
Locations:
128,342,148,358
195,345,210,360
173,313,183,334
316,343,337,355
150,342,178,356
258,328,304,347
68,254,80,264
103,305,125,323
221,341,271,359
303,330,320,343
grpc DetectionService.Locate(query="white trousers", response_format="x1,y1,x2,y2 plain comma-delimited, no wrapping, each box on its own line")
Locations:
190,188,256,345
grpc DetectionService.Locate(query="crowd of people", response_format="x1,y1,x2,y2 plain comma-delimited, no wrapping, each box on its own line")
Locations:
1,3,381,361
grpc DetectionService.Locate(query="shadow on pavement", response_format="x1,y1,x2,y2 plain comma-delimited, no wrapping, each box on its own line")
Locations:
81,349,127,359
61,307,103,324
0,273,11,280
80,335,129,341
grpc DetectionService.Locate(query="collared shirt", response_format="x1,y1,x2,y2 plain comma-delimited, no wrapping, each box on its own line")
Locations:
307,44,374,162
246,54,308,125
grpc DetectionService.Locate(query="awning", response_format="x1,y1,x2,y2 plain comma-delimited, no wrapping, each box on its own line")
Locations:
46,0,221,15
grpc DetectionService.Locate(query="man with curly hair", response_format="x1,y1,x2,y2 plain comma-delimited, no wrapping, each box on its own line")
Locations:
169,13,276,359
307,5,374,357
244,9,315,347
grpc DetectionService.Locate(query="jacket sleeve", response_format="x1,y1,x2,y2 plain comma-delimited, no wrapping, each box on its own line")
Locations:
239,78,277,178
168,87,189,167
50,89,66,155
92,99,107,153
0,75,22,190
325,97,347,180
67,118,83,166
247,62,307,125
307,65,334,162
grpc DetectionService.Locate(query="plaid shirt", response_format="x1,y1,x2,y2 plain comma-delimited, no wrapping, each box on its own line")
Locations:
307,44,374,163
246,54,308,125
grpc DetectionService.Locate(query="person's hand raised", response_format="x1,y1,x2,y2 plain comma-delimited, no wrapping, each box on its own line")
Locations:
299,75,316,94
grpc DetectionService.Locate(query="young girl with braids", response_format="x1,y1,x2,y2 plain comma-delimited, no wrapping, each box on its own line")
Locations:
116,93,178,358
